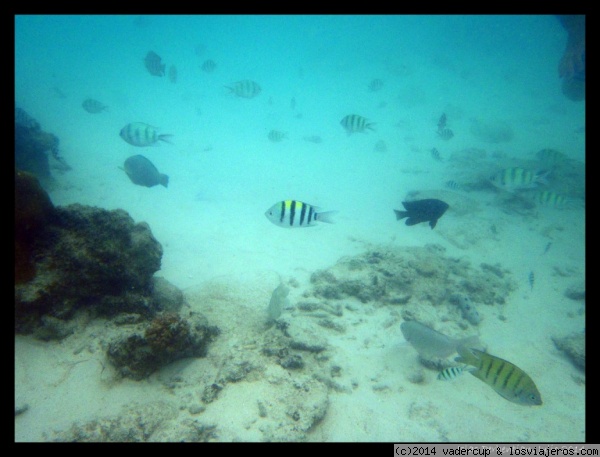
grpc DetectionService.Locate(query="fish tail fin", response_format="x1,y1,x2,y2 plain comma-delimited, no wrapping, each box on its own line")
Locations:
367,122,376,132
158,134,174,145
160,174,169,188
316,210,338,224
394,209,408,221
535,169,551,186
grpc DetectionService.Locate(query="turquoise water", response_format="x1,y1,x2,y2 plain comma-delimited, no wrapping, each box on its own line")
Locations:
15,15,585,442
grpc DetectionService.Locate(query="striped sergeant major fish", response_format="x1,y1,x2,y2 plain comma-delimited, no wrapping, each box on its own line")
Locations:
226,79,261,98
456,346,542,406
437,365,472,381
340,114,375,135
533,190,567,208
265,200,337,228
120,122,173,147
489,167,549,192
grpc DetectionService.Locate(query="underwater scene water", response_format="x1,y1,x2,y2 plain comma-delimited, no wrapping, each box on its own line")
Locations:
15,15,585,442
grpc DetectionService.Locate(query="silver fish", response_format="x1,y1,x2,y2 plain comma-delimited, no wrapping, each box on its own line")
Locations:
267,281,290,322
226,80,261,98
400,321,480,360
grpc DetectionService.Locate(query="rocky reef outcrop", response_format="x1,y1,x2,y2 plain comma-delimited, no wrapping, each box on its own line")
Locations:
15,172,218,379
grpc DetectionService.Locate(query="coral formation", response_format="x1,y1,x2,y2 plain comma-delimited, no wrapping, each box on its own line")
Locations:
15,169,55,284
15,203,163,333
107,312,219,380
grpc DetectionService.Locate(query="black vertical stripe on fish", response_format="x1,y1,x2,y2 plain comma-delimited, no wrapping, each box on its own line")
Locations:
492,360,506,387
289,200,297,226
308,205,314,224
279,201,286,224
299,201,307,226
484,357,493,378
501,365,515,390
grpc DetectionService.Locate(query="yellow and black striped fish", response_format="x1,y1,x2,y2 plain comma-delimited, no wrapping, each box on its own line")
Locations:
489,167,548,192
120,122,173,147
340,114,375,135
226,79,261,98
533,190,567,208
265,200,337,228
456,346,542,406
535,148,566,167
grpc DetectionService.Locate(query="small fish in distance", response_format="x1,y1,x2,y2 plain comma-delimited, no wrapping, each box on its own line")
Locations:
340,114,375,135
82,98,108,113
144,51,166,77
394,198,449,229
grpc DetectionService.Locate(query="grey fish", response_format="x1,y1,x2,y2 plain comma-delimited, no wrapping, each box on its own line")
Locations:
121,154,168,188
394,198,449,229
226,80,261,98
431,148,442,161
82,98,108,113
401,321,480,360
144,51,165,77
542,242,552,255
267,281,290,322
340,114,375,134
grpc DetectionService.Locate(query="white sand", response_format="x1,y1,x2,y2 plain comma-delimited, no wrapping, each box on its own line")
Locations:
15,15,585,442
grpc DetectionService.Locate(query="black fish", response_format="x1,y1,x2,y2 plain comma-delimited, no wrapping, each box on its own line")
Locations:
121,155,169,188
394,199,449,229
144,51,165,77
